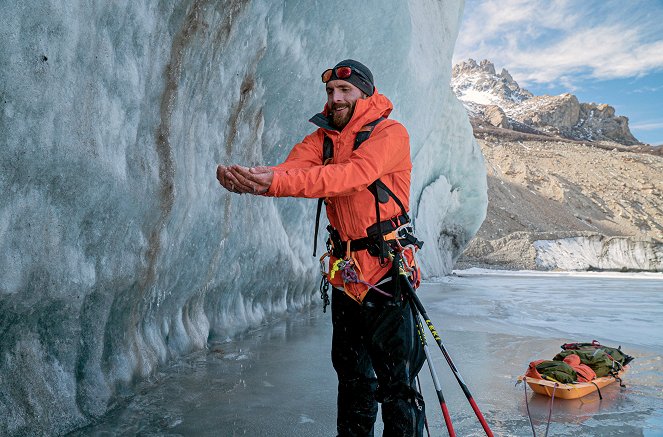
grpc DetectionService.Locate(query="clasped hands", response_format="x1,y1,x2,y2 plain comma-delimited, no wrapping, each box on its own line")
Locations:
216,164,274,195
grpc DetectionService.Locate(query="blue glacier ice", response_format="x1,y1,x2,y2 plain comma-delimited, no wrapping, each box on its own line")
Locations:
0,0,485,434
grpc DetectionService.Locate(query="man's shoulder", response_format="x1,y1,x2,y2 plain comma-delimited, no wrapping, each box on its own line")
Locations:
374,118,409,138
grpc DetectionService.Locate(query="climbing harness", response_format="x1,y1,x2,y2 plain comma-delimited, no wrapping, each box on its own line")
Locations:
314,116,422,305
313,117,409,258
334,256,393,298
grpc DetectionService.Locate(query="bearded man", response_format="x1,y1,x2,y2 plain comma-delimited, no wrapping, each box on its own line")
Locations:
217,59,425,437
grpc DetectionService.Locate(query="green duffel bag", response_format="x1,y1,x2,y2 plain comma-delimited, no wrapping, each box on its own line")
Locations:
595,346,634,366
535,360,577,384
554,349,615,377
560,342,634,367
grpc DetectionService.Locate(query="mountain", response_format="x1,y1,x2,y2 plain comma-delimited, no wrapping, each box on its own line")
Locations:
452,59,663,271
452,59,641,145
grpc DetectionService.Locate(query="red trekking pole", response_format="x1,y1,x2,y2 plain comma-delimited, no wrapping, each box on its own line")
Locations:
413,308,456,437
397,253,494,437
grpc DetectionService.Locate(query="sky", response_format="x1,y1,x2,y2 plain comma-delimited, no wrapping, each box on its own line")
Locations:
454,0,663,146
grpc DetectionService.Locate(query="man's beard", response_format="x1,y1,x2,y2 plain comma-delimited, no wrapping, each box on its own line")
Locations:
330,101,355,129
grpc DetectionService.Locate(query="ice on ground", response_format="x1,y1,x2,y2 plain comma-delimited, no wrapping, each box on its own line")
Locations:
74,274,663,436
299,414,315,424
454,268,663,280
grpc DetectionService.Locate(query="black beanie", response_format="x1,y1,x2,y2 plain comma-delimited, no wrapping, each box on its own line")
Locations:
328,59,375,96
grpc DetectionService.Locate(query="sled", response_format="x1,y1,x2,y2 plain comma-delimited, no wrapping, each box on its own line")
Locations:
518,367,628,400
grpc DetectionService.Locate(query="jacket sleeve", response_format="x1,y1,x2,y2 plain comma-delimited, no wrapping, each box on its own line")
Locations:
266,122,410,198
271,131,323,171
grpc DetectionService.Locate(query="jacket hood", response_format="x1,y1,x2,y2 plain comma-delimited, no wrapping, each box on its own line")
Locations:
316,88,394,132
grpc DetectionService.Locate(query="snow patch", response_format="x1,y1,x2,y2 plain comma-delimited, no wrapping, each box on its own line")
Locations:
534,236,663,272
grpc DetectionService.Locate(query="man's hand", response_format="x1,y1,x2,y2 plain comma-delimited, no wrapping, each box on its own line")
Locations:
217,164,237,193
230,165,273,194
216,164,253,194
216,164,273,195
216,164,231,190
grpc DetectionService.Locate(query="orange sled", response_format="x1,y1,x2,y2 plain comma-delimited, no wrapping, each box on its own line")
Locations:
518,367,628,400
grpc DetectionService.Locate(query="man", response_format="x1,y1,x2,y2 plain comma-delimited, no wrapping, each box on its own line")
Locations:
216,59,425,437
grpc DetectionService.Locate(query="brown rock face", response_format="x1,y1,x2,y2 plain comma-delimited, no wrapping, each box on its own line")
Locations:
485,105,510,128
457,133,663,270
479,59,496,74
513,94,639,144
576,103,640,145
520,93,581,129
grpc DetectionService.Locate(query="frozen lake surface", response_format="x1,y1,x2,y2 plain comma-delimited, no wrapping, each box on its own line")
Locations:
72,271,663,436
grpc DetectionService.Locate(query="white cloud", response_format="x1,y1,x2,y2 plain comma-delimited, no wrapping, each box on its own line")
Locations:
632,85,663,94
630,121,663,131
454,0,663,86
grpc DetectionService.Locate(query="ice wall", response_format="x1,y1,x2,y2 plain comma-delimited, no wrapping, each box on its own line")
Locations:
0,0,484,434
535,236,663,272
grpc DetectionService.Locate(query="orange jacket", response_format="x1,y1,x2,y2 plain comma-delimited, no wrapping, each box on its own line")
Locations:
266,90,412,302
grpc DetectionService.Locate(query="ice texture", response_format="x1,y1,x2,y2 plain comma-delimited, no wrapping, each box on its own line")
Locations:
535,236,663,272
0,0,484,435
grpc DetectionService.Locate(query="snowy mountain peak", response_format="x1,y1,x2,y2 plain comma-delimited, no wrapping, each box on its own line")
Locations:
451,58,533,107
451,59,640,145
452,58,496,76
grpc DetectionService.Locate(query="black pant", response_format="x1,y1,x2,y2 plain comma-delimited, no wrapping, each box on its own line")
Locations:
331,278,426,437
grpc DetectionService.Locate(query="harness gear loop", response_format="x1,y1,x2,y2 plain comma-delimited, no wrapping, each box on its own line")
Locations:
319,276,330,313
318,252,331,312
319,252,330,276
337,257,393,299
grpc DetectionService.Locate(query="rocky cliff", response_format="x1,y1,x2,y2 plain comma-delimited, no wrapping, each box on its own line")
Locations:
458,132,663,271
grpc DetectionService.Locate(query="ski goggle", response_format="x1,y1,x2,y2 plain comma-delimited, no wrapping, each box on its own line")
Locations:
321,66,353,83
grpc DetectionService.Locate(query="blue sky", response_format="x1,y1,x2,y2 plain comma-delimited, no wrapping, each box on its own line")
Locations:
454,0,663,145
